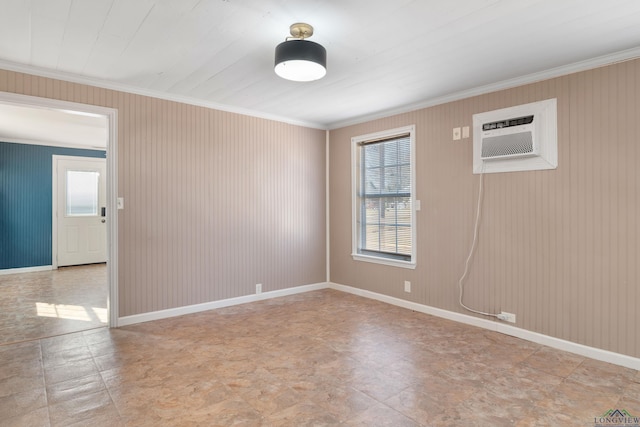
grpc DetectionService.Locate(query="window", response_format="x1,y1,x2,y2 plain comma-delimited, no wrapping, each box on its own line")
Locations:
352,125,416,268
66,170,100,216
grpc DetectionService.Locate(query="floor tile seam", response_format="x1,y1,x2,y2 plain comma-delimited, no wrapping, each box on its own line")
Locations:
530,344,588,367
45,378,111,402
44,369,109,395
557,372,615,393
265,397,343,424
548,376,625,408
43,359,101,386
467,380,553,409
612,393,627,410
619,376,640,400
566,369,633,395
0,336,47,348
561,375,630,402
46,386,121,426
498,360,552,386
491,359,569,389
42,351,96,369
526,384,618,423
467,355,535,377
83,340,117,353
319,399,364,425
355,382,415,405
311,394,371,424
373,396,429,427
86,336,113,372
40,339,56,427
509,346,543,365
87,344,118,360
40,334,91,353
235,388,296,420
513,358,568,381
563,356,588,378
100,374,126,422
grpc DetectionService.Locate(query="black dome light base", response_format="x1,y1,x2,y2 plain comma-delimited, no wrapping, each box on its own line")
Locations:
274,23,327,82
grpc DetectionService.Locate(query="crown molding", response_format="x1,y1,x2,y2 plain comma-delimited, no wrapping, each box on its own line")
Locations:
327,46,640,130
2,45,639,132
0,59,327,130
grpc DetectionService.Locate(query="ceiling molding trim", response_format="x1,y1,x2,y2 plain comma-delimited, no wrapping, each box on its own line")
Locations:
0,60,328,131
328,46,640,130
1,45,639,133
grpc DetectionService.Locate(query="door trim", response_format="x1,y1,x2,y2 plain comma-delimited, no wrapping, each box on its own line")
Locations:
0,91,119,328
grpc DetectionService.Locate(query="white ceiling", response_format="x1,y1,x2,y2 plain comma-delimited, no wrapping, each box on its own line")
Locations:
0,0,639,138
0,103,108,149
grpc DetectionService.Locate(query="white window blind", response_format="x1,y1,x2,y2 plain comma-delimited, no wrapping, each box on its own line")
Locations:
352,125,416,268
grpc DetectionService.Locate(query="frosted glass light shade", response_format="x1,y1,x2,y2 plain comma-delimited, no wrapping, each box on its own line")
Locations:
274,39,327,82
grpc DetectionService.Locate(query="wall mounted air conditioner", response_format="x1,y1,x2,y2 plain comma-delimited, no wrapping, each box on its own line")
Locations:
473,98,557,174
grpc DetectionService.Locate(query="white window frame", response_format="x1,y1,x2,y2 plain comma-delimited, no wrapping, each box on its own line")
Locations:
351,125,416,269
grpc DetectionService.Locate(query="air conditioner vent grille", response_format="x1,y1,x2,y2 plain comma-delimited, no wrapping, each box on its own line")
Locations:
481,131,533,160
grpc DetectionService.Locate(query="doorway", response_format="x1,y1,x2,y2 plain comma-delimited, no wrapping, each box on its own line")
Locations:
0,92,118,339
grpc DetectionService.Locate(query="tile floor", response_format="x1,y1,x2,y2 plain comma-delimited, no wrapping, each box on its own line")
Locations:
1,289,638,426
0,264,108,345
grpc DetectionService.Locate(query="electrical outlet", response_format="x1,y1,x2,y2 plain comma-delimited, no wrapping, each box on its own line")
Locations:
498,311,516,323
256,283,262,294
404,281,411,293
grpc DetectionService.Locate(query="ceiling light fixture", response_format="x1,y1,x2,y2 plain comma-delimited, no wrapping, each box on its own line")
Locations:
274,23,327,82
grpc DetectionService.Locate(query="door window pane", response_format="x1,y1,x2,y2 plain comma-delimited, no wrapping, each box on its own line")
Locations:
66,170,99,216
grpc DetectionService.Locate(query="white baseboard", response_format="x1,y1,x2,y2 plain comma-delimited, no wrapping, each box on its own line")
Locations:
117,282,329,327
0,265,53,276
328,282,640,371
115,279,639,370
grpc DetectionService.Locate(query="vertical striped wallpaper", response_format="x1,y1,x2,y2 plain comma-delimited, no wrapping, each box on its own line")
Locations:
330,58,640,359
0,142,105,269
0,69,326,316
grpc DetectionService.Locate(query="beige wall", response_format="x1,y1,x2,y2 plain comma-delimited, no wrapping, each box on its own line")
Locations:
0,70,327,317
330,58,640,358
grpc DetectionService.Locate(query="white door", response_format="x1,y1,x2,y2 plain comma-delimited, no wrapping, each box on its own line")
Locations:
55,156,107,267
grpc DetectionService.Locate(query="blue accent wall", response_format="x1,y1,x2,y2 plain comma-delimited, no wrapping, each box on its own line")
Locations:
0,142,106,270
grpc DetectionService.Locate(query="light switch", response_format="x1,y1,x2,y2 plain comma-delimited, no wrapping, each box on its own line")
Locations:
462,126,470,138
415,200,421,211
453,127,461,141
117,197,124,210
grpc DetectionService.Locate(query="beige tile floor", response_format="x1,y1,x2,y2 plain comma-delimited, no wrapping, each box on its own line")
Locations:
0,264,108,345
1,289,638,426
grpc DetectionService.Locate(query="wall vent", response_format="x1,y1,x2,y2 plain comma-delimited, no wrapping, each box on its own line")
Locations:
473,99,557,174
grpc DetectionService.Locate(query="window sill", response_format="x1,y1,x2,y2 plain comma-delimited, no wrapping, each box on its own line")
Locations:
352,253,416,269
